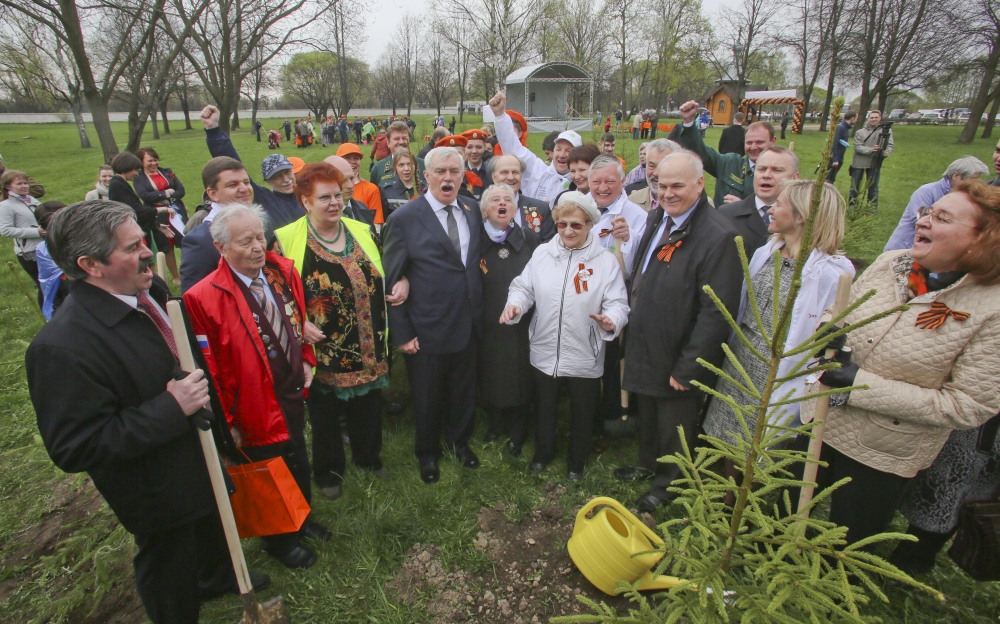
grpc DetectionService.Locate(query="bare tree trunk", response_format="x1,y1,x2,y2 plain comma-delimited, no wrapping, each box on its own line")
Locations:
960,44,1000,143
72,105,92,148
160,97,171,134
983,94,1000,139
55,0,118,161
819,54,838,132
232,109,240,131
126,110,149,153
151,107,160,140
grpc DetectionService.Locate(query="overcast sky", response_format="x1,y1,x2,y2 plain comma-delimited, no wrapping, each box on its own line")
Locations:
363,0,736,63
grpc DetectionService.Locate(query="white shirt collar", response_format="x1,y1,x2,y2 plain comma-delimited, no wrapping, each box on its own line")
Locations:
205,202,222,222
754,195,772,217
229,264,265,287
113,293,140,309
589,190,627,216
425,191,454,212
667,201,698,230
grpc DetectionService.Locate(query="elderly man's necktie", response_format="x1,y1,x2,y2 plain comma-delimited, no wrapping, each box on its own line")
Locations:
250,277,291,361
444,205,462,258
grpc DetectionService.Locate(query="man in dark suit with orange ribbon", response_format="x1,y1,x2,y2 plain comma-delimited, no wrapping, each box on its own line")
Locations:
615,151,743,512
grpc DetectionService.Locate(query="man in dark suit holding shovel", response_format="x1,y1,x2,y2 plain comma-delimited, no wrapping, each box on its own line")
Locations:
26,200,269,624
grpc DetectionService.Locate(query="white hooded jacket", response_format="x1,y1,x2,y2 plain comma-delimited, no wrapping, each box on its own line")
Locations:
505,233,630,378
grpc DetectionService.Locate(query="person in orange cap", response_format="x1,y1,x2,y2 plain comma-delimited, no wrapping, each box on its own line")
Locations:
336,143,383,223
461,129,493,200
435,136,481,199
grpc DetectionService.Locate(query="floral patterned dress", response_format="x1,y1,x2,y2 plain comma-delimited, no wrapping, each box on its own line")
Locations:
301,230,389,400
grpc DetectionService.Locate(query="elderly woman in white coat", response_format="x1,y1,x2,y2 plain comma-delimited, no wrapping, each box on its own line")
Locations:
501,191,630,481
702,180,853,495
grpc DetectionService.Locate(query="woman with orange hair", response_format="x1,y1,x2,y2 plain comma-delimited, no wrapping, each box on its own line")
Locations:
275,162,401,499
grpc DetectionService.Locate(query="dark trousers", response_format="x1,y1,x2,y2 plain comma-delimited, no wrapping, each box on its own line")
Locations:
650,126,657,139
600,339,623,422
826,160,842,183
488,404,531,446
284,128,291,141
781,126,788,139
404,340,477,462
534,371,599,473
16,254,42,306
786,436,910,547
306,387,383,486
133,511,235,624
636,393,703,499
849,166,881,208
241,433,313,555
889,524,956,573
256,130,261,142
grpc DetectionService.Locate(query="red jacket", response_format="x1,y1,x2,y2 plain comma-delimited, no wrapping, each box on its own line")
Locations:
183,253,316,447
371,133,390,161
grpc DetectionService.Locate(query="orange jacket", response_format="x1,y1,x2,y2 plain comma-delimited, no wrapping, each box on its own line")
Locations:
353,179,384,223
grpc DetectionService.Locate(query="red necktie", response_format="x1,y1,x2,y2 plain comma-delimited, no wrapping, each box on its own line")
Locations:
136,291,178,360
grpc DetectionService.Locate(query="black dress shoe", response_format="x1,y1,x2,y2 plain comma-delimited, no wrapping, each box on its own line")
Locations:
634,493,668,514
507,441,522,457
529,461,548,473
264,545,317,569
614,466,655,482
420,460,439,484
456,447,480,469
239,570,271,595
300,520,332,542
567,471,584,481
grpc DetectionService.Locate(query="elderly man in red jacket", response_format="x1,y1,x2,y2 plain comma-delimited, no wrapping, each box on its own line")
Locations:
184,202,329,570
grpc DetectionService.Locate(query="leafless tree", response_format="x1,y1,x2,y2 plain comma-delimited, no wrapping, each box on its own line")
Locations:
783,0,848,126
169,0,325,135
958,0,1000,142
442,0,540,94
843,0,952,125
317,0,369,116
602,0,646,112
421,23,454,115
0,15,91,147
0,0,165,161
707,0,780,100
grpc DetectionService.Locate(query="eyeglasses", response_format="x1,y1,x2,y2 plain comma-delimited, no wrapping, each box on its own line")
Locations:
917,206,978,229
556,221,586,231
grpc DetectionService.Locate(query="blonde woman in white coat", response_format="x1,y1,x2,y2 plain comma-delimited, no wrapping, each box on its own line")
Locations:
703,179,854,445
501,191,630,480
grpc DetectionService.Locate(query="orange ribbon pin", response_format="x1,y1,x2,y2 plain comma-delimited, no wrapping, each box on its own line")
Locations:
657,240,683,263
915,301,970,330
573,263,592,293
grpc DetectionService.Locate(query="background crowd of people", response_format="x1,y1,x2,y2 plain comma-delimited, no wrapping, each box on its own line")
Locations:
5,95,999,624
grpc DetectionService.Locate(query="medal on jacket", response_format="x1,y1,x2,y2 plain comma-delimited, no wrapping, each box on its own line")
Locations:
498,248,510,259
524,208,542,232
479,258,488,274
574,263,593,293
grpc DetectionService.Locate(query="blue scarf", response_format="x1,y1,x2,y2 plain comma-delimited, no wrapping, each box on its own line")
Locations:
484,219,511,243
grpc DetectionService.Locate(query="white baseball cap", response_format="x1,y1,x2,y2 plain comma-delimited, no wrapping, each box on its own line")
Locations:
556,131,583,148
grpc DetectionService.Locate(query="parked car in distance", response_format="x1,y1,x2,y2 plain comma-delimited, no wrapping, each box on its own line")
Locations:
888,109,907,119
908,112,923,119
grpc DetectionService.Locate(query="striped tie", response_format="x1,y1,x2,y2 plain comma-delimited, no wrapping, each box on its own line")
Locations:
250,277,291,362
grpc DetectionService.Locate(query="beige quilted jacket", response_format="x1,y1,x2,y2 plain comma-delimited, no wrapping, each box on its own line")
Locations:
801,250,1000,477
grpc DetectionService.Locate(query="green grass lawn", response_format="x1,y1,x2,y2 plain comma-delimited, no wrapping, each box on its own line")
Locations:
0,118,998,623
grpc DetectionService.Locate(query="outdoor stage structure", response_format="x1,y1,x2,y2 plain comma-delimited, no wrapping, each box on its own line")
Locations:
739,89,805,135
504,62,593,134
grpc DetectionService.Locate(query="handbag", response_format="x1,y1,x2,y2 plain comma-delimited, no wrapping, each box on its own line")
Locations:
226,455,311,538
948,499,1000,581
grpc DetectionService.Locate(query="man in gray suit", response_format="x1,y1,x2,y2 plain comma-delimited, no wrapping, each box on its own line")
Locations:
718,147,799,256
382,147,484,484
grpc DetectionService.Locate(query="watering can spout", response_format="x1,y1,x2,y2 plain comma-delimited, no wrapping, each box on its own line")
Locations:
635,570,685,592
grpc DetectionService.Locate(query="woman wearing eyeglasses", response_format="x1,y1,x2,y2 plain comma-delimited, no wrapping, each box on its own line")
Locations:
790,179,1000,548
275,162,407,500
500,191,630,480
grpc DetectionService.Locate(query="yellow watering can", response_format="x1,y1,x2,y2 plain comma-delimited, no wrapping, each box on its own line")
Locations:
567,496,685,596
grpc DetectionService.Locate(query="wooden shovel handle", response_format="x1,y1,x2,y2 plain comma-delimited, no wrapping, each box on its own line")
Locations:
796,272,853,520
166,300,254,596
